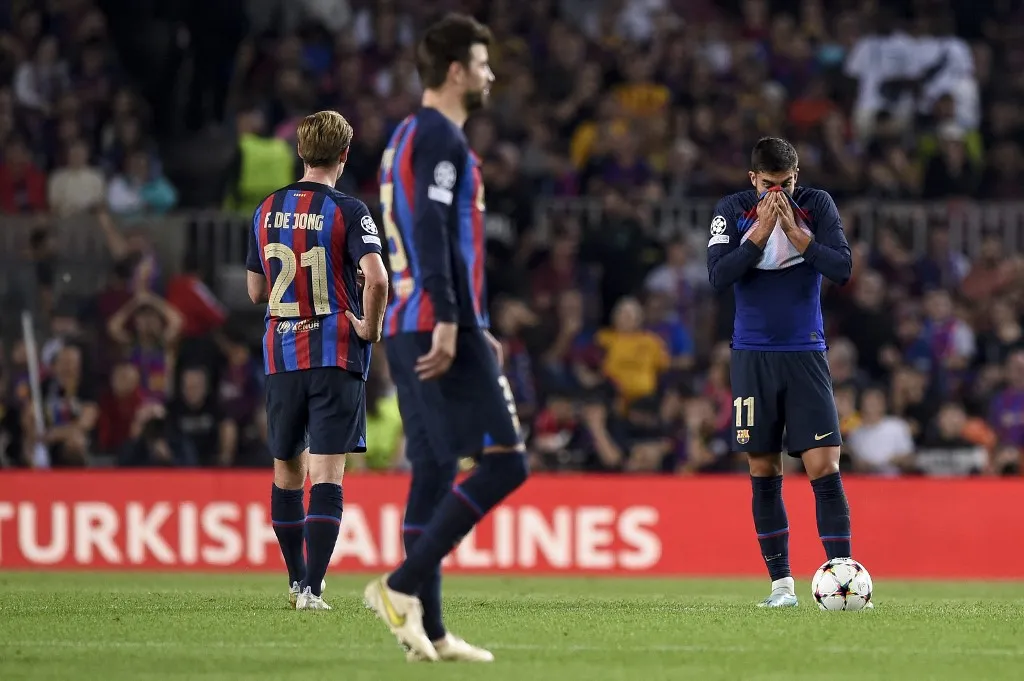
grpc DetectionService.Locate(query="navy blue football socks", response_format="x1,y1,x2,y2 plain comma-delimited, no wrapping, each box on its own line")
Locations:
271,485,306,587
303,483,343,597
811,472,852,559
751,475,792,581
388,452,528,596
403,459,458,641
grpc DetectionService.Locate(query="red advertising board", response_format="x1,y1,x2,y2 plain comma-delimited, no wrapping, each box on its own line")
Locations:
0,472,1020,578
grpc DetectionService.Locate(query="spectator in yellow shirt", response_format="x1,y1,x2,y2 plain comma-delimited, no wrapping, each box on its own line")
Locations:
595,297,669,409
612,55,669,119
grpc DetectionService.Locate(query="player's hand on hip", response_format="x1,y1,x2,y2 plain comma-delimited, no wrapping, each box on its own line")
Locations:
416,322,458,380
482,329,504,367
345,310,382,343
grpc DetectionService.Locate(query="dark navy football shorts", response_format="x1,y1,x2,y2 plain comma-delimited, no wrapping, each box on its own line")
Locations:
385,328,522,463
729,349,842,456
265,367,366,459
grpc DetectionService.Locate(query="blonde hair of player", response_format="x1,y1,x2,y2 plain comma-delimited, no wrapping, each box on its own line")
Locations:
296,110,353,182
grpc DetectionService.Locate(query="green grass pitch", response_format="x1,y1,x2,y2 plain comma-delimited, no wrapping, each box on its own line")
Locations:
1,572,1023,680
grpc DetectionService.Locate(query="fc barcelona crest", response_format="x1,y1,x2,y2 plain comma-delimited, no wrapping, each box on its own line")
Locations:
736,429,750,445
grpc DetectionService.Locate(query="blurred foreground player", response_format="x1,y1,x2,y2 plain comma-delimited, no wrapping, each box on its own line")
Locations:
706,137,869,608
365,14,527,661
245,111,389,610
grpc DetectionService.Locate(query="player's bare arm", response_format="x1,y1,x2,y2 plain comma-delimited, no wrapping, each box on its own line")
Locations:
246,270,268,304
345,252,388,343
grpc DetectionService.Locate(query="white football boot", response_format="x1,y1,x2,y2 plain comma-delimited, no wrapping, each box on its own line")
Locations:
406,634,494,662
757,576,799,608
290,579,327,609
295,584,331,610
363,575,438,661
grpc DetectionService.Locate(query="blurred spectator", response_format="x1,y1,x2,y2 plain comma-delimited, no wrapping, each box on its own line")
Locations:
918,402,993,476
837,270,900,381
643,238,707,331
595,297,669,409
643,291,694,370
217,333,262,432
847,386,916,475
975,299,1024,369
39,345,98,467
675,393,735,474
961,236,1024,303
40,300,85,369
96,361,143,454
493,298,539,423
107,291,183,402
914,227,970,294
823,338,867,393
988,350,1024,474
922,124,983,199
224,108,295,214
890,365,941,444
532,390,581,470
13,35,69,115
0,136,47,213
106,149,178,216
95,209,161,292
921,289,976,391
47,138,105,215
118,402,197,467
168,367,234,467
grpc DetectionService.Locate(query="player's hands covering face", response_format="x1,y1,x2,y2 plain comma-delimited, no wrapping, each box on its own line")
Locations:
755,190,778,226
416,321,458,380
773,192,798,234
749,190,778,247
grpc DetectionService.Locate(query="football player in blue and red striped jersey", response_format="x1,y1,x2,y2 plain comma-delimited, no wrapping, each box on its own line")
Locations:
363,14,527,662
245,110,389,611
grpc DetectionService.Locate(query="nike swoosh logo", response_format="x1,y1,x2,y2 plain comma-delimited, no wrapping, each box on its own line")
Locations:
814,432,834,441
378,580,406,627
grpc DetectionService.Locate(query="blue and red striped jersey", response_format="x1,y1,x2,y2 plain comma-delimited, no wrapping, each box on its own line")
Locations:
706,187,852,351
245,182,383,377
379,107,488,337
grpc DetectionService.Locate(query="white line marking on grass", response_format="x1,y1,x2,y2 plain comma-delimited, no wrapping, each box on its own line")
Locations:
2,640,1022,658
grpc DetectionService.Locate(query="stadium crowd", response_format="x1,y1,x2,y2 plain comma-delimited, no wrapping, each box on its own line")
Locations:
0,0,1022,476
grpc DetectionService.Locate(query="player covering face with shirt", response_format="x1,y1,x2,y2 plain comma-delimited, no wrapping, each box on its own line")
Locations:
707,137,869,609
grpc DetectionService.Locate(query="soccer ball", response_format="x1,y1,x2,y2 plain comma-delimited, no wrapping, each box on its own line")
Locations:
811,558,873,611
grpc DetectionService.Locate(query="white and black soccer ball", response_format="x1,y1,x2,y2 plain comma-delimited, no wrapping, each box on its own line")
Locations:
811,558,873,611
